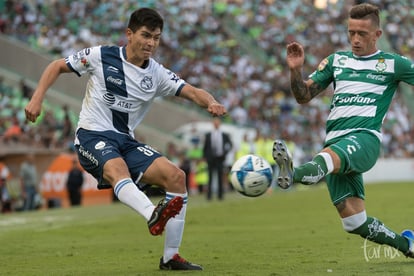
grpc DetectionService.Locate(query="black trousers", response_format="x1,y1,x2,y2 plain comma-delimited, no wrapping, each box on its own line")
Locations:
207,158,225,200
68,189,81,206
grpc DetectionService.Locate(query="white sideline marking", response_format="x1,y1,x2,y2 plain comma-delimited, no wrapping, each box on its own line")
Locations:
0,215,74,231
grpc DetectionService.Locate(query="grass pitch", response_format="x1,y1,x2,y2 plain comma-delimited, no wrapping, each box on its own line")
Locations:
1,182,414,275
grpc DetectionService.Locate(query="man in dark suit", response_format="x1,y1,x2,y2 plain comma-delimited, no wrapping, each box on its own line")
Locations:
66,157,84,206
203,118,232,200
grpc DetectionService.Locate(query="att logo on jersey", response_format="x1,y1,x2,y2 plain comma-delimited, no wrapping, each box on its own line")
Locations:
102,92,133,110
117,101,132,109
103,93,116,106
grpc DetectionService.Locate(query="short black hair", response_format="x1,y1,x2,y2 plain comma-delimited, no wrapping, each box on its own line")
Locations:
349,3,380,28
127,8,164,33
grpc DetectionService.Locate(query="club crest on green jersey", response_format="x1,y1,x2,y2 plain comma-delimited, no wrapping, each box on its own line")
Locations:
375,58,387,72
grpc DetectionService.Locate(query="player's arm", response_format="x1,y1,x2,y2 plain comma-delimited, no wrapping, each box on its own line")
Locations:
179,84,227,117
287,42,325,104
395,55,414,86
25,58,71,122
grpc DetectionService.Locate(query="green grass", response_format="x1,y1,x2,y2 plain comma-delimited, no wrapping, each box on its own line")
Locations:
1,182,414,275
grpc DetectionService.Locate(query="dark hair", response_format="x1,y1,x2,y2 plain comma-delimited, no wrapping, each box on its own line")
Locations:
127,8,164,33
349,3,380,28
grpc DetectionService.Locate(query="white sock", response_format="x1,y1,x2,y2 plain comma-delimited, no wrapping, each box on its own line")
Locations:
163,192,188,262
317,152,334,174
114,178,154,220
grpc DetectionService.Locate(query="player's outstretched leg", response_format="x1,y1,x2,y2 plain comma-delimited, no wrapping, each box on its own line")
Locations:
148,196,183,236
272,139,294,189
159,254,203,270
402,229,414,258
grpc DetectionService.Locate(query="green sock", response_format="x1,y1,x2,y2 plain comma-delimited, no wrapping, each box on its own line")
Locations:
293,155,328,185
351,216,409,254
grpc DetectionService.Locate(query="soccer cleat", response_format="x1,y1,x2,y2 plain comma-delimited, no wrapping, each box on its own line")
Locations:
148,196,183,236
401,229,414,258
272,139,294,189
159,254,203,270
97,182,112,190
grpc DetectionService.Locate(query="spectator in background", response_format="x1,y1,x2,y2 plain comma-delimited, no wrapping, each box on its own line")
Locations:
235,132,255,161
186,134,205,194
60,105,74,147
203,117,232,201
3,114,22,144
253,130,271,163
39,111,58,148
0,76,13,98
20,153,39,211
19,78,32,99
194,158,208,194
165,141,179,165
0,160,12,213
66,157,84,206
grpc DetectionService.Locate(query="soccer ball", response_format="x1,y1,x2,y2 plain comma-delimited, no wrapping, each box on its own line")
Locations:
230,154,273,197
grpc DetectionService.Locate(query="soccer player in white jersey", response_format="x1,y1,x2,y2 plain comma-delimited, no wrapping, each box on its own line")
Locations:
25,8,226,270
273,3,414,258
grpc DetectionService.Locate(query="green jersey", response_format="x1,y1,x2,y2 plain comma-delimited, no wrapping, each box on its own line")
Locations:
310,50,414,144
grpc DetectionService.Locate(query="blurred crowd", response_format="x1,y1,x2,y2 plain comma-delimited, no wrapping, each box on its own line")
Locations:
1,0,414,162
0,76,76,150
1,153,42,213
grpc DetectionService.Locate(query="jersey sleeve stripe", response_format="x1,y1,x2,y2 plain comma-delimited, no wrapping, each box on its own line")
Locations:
175,83,185,96
65,57,81,77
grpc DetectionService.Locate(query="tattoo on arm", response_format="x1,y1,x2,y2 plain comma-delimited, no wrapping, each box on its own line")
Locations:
290,70,308,103
290,70,324,103
308,82,324,99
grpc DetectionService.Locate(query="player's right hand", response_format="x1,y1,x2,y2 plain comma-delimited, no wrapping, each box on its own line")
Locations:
207,102,227,117
286,42,305,70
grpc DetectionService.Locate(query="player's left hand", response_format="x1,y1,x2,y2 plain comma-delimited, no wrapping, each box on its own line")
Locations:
25,99,42,123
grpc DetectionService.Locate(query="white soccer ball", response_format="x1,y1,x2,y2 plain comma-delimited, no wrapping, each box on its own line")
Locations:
230,154,273,197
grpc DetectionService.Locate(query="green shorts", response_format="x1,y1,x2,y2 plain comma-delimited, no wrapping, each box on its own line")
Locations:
324,132,380,205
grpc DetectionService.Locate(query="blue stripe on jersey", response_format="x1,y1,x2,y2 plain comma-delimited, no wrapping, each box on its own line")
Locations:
111,109,129,134
101,46,127,96
101,46,129,133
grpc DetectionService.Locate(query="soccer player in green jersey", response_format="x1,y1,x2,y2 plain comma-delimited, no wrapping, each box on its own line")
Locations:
273,3,414,258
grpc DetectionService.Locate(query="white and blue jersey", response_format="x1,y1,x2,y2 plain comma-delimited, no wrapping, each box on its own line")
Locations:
66,45,186,188
65,45,186,138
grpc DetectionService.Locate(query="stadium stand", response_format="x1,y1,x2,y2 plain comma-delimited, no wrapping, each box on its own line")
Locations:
1,0,414,161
